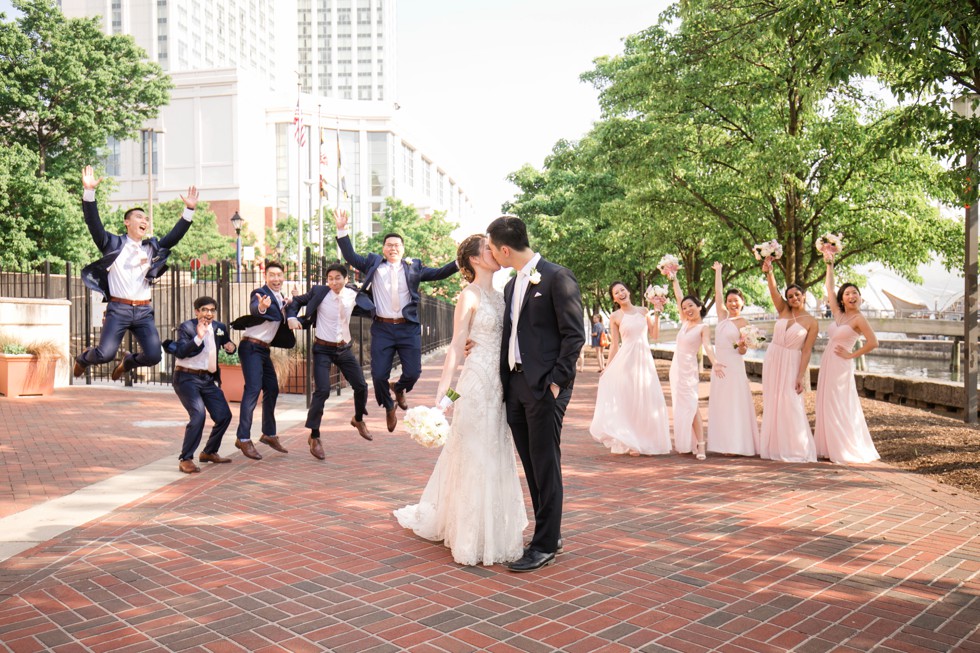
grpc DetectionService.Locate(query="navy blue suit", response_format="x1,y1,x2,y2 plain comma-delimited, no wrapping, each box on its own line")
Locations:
166,320,235,461
232,286,294,441
499,258,585,554
336,235,458,409
287,285,369,428
76,199,192,372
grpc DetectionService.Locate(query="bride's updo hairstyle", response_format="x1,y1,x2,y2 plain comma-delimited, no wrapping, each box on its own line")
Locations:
456,234,484,283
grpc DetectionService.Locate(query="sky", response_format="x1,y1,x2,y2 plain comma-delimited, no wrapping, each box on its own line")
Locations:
0,0,673,230
396,0,671,230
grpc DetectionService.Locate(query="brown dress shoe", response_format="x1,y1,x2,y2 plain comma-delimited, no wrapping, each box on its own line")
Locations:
235,439,263,460
390,381,408,410
199,452,231,464
351,417,373,441
72,359,85,378
179,459,201,474
110,353,130,381
308,437,325,460
259,434,288,453
386,408,398,433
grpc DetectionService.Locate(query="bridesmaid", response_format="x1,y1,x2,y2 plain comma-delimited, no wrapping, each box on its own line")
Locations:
590,282,671,455
669,274,724,461
707,262,758,456
758,258,818,463
814,257,880,463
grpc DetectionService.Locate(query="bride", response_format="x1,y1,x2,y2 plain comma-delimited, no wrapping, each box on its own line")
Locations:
393,234,527,566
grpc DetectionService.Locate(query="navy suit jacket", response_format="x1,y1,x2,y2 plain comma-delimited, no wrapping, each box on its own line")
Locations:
230,285,296,349
80,200,192,301
499,258,586,400
336,235,458,324
165,319,236,360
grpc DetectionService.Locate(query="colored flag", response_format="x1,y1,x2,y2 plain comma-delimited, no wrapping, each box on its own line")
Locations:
293,99,306,147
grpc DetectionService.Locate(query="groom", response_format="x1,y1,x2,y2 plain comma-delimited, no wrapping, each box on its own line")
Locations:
488,216,585,572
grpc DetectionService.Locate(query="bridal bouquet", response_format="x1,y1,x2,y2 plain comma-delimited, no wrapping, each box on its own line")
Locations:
734,324,767,350
404,406,450,448
438,387,460,410
645,284,669,312
753,239,783,261
657,254,681,279
815,232,844,259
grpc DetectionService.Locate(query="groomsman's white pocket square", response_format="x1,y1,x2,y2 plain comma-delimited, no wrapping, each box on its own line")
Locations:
534,292,543,298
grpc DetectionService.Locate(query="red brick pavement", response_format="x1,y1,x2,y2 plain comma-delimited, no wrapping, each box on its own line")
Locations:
0,356,979,652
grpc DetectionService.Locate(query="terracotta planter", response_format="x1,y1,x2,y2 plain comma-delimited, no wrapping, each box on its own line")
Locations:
220,363,245,402
0,354,56,397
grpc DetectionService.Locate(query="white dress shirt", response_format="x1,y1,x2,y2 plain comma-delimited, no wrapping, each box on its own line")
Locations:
315,287,356,342
178,323,217,373
243,291,284,343
508,252,541,369
374,261,411,319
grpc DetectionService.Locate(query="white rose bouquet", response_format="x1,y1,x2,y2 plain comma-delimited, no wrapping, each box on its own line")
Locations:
753,239,783,261
815,232,844,259
656,254,681,279
403,406,450,448
645,284,669,312
734,325,767,350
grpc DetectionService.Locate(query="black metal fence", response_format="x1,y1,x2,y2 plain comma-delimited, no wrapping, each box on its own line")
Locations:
0,251,456,404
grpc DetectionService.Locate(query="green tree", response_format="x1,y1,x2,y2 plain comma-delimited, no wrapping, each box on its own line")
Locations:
0,0,172,178
362,198,461,298
582,1,960,296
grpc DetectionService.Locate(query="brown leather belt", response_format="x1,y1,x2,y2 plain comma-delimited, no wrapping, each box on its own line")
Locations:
315,338,347,347
111,297,152,306
175,366,215,376
374,316,407,324
241,336,270,348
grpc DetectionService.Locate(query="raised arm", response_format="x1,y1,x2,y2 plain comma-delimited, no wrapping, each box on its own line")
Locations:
334,208,372,273
763,258,788,314
435,288,478,402
419,259,460,282
712,261,727,320
670,274,684,309
825,261,843,321
80,165,113,252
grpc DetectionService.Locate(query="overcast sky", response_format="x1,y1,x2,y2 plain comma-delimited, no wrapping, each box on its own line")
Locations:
0,0,672,230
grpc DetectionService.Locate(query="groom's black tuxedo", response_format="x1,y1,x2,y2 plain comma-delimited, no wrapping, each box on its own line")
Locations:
499,258,585,400
500,256,585,556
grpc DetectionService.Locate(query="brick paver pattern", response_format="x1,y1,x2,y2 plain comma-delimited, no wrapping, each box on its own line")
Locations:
1,358,979,652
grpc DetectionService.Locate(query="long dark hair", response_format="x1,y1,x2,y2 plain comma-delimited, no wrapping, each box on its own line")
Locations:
681,294,708,319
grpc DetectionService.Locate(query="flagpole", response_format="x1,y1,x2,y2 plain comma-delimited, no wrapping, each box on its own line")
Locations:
295,80,303,283
317,103,323,265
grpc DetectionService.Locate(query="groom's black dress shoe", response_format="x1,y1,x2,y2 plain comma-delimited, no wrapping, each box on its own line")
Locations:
524,538,563,555
508,550,555,572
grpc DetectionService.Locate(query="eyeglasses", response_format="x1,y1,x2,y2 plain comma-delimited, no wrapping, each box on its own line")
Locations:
198,307,217,313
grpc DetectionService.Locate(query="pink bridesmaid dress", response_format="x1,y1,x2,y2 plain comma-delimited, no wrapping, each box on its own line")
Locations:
669,323,705,454
814,320,880,463
590,311,671,455
707,319,758,455
758,318,816,462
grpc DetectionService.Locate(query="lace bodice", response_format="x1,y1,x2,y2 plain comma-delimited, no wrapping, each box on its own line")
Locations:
459,287,504,398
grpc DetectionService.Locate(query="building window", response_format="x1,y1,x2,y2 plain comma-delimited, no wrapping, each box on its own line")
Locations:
103,136,121,176
141,131,159,176
368,132,388,198
402,144,414,188
423,160,432,198
358,85,372,100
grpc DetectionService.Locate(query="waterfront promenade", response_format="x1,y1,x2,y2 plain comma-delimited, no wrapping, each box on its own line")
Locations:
0,354,978,652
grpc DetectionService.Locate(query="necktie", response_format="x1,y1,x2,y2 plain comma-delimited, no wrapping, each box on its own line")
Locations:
390,263,401,314
335,293,343,340
206,326,217,373
508,271,527,370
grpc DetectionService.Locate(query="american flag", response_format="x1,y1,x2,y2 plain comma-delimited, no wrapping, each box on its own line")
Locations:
293,99,306,147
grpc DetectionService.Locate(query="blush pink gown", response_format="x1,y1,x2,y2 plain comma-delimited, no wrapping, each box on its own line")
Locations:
758,318,816,463
707,319,758,456
669,322,705,454
590,311,671,455
814,321,880,463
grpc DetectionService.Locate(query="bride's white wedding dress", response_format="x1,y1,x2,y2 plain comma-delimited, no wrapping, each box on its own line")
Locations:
393,286,527,566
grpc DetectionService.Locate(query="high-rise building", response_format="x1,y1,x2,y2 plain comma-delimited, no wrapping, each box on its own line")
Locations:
58,0,473,256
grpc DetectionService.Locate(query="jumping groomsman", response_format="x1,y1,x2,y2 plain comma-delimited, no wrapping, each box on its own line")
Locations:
230,261,296,460
334,209,459,432
287,263,372,459
73,165,198,380
164,296,236,474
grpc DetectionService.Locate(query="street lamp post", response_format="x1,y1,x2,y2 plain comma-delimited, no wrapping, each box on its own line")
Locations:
141,124,165,234
954,94,980,423
230,211,243,283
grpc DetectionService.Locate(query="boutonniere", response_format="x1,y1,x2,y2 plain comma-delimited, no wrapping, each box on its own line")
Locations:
403,257,414,265
215,328,225,336
528,267,541,285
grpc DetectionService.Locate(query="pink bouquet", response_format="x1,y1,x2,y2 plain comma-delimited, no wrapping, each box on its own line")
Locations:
657,254,681,279
645,284,669,312
753,239,783,261
815,232,843,259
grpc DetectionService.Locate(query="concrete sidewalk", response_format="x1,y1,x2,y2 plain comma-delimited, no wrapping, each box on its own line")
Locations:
0,355,978,652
